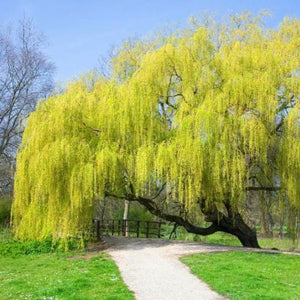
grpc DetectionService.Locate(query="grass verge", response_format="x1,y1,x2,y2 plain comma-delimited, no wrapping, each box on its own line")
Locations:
181,251,300,300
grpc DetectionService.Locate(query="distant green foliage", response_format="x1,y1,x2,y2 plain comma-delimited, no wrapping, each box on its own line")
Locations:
115,203,155,222
0,226,13,242
182,252,300,300
0,195,12,225
0,253,134,300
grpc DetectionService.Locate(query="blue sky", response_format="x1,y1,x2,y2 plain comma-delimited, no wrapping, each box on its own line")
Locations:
1,0,300,84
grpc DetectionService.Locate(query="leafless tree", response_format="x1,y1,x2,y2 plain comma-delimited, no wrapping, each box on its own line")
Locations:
0,18,55,195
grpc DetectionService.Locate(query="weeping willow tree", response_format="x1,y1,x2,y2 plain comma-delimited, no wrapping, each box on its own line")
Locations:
12,13,300,248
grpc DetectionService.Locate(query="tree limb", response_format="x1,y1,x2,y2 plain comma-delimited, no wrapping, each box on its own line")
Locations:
245,186,281,192
106,191,219,235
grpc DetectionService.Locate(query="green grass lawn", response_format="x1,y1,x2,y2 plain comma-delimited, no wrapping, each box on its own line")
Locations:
0,227,134,300
181,251,300,300
0,253,134,300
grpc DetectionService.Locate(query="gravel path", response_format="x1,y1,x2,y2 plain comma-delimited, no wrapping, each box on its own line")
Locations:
103,236,299,300
104,237,235,300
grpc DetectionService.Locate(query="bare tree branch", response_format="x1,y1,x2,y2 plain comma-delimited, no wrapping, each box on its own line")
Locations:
0,17,54,195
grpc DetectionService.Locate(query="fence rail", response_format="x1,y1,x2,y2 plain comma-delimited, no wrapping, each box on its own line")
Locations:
93,219,165,240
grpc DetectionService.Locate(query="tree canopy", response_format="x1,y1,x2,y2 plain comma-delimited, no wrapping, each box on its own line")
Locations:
12,14,300,247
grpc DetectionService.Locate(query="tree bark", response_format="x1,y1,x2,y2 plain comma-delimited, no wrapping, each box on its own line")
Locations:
123,200,130,237
202,200,260,248
213,212,260,248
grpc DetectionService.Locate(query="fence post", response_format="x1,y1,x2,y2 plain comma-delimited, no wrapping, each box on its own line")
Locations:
96,220,100,241
137,221,140,238
158,222,162,238
118,220,121,236
122,219,126,236
112,220,115,236
146,221,149,238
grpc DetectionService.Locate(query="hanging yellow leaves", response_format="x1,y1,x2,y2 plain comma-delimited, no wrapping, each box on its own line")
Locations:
12,14,300,242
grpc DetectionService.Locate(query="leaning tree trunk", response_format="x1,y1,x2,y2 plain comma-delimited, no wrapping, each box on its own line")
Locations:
213,212,260,248
130,194,260,248
202,200,260,248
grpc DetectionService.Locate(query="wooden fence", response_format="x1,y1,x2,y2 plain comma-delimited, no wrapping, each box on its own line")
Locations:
93,219,165,240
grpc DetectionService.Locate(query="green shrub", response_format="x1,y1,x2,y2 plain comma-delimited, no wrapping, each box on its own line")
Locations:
0,233,87,257
0,238,54,257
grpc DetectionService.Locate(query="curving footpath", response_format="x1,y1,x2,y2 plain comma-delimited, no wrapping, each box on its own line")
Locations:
104,237,235,300
104,236,299,300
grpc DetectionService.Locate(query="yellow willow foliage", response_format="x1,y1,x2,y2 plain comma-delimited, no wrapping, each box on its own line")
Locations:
12,14,300,241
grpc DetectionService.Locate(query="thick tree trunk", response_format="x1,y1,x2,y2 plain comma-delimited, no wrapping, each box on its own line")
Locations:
215,213,260,248
202,200,260,248
135,195,260,248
